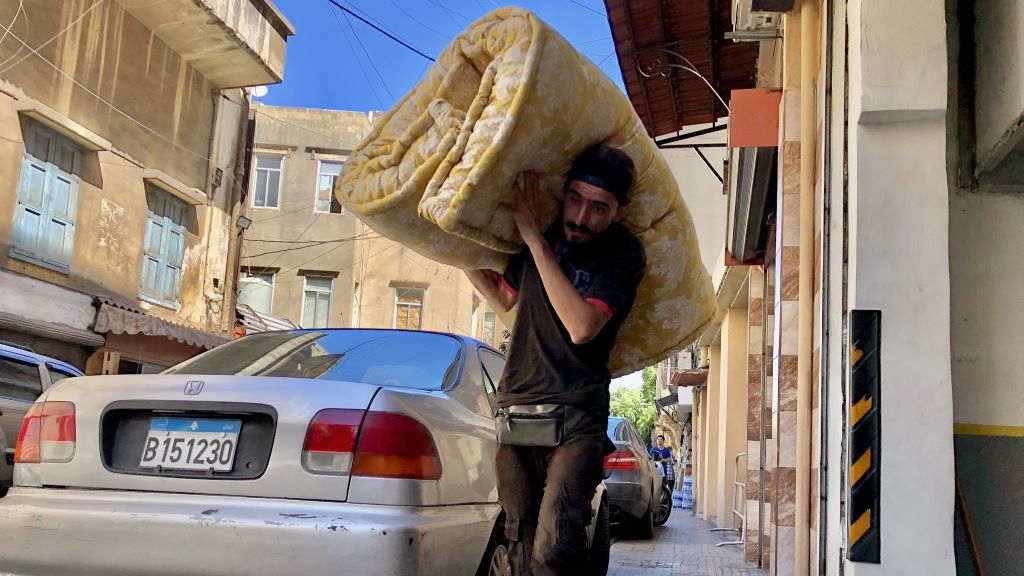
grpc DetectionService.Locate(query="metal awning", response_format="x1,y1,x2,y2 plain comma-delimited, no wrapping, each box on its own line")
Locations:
93,298,227,350
236,304,300,333
672,369,708,387
604,0,759,140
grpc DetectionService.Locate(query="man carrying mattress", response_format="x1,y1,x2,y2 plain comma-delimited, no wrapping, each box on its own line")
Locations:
466,144,646,575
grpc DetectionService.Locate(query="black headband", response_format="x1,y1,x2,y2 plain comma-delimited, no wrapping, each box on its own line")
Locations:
566,171,631,206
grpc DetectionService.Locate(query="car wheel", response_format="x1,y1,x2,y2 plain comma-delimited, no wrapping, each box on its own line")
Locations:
653,483,672,526
584,497,611,576
487,541,514,576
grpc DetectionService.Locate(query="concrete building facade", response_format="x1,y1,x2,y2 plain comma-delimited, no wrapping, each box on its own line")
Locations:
240,104,509,347
0,0,291,373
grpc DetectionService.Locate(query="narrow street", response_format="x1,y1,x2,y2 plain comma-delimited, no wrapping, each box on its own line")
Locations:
610,513,766,576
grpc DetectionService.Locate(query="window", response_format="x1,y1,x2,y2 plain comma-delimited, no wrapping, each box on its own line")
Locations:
140,185,188,307
482,312,496,346
0,355,42,401
394,287,424,330
252,153,282,208
479,348,506,401
315,161,343,214
11,120,82,273
238,270,275,314
46,364,81,383
168,330,462,391
117,358,168,375
302,276,333,328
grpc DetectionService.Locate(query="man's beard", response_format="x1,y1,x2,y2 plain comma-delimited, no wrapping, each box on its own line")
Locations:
564,221,594,243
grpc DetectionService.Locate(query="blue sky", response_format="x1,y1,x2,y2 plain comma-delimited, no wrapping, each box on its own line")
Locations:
261,0,624,111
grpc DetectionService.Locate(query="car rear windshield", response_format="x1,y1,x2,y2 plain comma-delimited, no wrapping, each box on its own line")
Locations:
607,418,626,441
166,330,462,391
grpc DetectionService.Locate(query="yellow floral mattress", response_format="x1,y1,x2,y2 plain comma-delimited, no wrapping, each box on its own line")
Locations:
337,8,715,377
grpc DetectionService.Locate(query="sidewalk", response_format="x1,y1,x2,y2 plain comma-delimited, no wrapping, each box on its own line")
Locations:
609,511,766,576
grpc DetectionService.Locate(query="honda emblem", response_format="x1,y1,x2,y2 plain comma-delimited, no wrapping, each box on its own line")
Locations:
184,380,205,396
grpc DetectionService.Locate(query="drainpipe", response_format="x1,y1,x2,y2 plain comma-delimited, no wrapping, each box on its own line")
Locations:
796,0,820,574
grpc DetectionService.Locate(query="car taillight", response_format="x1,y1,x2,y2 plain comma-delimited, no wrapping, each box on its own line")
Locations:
604,450,640,471
352,412,442,480
301,410,442,480
302,409,365,475
14,401,76,464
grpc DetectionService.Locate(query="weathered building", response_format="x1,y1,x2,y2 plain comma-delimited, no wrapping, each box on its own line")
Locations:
240,104,509,345
0,0,292,372
238,104,370,329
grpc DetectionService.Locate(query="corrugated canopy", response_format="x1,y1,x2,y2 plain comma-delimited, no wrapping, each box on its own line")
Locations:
94,298,227,350
605,0,759,138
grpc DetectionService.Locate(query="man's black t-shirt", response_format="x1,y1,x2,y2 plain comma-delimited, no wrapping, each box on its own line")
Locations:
496,223,646,414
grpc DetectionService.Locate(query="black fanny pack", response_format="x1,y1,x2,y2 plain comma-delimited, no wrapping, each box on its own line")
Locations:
495,404,565,447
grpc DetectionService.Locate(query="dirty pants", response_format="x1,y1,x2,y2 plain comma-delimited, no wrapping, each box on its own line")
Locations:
495,410,609,576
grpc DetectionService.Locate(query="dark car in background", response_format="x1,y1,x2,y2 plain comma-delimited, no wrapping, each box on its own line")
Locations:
604,416,668,538
0,342,83,494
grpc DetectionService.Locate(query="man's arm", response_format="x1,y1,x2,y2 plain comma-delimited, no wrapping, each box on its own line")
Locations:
510,172,609,345
464,269,517,313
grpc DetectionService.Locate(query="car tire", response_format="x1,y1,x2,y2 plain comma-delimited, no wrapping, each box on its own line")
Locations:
632,499,655,539
477,518,515,576
653,483,672,526
585,497,611,576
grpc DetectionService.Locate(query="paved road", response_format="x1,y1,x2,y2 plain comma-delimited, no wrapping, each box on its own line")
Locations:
608,511,767,576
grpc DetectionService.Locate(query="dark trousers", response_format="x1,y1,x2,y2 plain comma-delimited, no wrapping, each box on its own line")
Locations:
495,411,609,576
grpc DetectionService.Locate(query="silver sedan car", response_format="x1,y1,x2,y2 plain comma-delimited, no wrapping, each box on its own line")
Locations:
0,329,609,576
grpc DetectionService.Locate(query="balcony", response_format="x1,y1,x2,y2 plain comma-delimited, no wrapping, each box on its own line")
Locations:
116,0,294,88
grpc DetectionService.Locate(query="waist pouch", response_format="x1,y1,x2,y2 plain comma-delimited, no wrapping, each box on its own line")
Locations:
496,404,565,447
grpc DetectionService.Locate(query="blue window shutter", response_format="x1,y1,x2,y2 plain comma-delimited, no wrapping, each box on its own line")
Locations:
43,168,77,269
11,155,48,258
141,215,164,299
163,224,184,302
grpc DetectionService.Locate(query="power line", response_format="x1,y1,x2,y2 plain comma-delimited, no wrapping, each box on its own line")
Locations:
329,5,386,108
567,0,605,17
325,0,436,62
0,1,25,55
0,0,105,74
0,17,212,163
385,0,449,40
338,8,396,101
252,106,348,142
242,232,379,259
423,0,472,24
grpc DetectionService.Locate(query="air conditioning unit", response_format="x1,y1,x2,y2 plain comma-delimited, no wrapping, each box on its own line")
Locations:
729,0,788,42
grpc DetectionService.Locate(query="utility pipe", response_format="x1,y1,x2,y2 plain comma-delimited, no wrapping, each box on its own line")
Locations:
796,0,820,574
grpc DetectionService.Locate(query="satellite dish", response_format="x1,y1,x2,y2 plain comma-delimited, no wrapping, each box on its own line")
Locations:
251,86,269,98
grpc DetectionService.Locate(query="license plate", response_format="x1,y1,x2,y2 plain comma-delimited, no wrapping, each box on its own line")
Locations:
139,417,241,472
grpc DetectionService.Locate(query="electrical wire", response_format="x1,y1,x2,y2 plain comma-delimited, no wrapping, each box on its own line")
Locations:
253,106,347,142
424,0,472,24
0,0,105,74
638,49,731,114
325,0,436,62
337,7,396,101
0,17,212,162
385,0,449,40
242,231,379,259
0,0,25,54
567,0,605,17
329,5,386,108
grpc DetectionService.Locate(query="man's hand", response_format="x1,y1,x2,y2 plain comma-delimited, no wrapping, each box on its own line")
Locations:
508,171,545,249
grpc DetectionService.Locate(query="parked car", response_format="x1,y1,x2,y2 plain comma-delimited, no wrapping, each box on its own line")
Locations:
0,342,83,494
603,416,669,538
0,329,609,576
